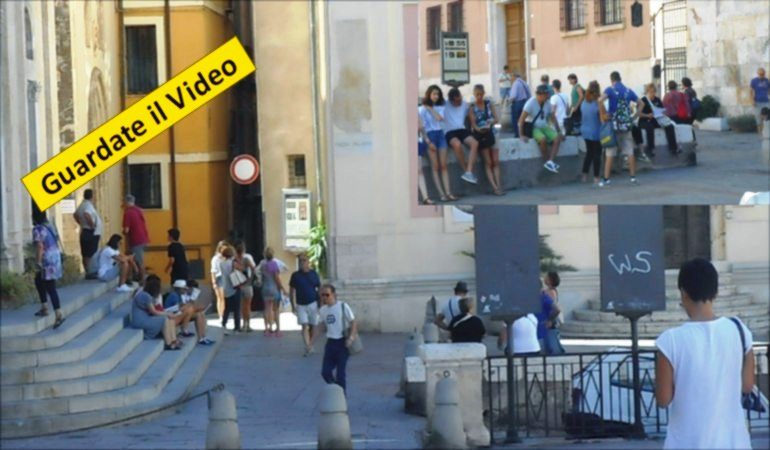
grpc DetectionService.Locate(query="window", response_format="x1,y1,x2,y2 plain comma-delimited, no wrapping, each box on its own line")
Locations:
597,0,623,26
125,25,158,94
448,1,463,33
566,0,586,30
128,164,162,209
287,155,307,188
426,6,441,51
24,8,33,60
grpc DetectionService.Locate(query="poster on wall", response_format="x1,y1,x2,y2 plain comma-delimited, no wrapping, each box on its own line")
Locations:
283,189,312,251
598,206,666,314
441,32,470,87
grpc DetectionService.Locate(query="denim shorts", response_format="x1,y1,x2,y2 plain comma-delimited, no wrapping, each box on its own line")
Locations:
426,130,448,150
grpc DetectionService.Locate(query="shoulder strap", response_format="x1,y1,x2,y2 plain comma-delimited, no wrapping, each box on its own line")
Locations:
448,299,455,318
521,80,531,97
559,94,568,109
729,316,747,355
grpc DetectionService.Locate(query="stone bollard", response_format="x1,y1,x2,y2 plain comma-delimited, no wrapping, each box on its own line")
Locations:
206,389,241,450
423,322,439,344
761,120,770,169
399,330,425,398
318,384,352,450
425,377,467,449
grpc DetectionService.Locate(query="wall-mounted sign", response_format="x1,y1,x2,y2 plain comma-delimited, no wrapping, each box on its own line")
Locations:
230,155,260,185
282,189,312,251
441,32,470,87
599,206,666,313
474,205,541,319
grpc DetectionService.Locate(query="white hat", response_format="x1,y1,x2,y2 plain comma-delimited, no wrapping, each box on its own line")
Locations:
172,279,188,289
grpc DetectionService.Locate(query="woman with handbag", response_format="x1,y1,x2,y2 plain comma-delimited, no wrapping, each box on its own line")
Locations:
218,244,244,334
468,84,504,196
235,241,257,332
260,247,287,337
655,258,755,449
31,203,65,329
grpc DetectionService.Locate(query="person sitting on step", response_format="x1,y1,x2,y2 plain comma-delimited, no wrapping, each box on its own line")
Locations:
130,275,183,350
96,234,138,293
164,279,215,345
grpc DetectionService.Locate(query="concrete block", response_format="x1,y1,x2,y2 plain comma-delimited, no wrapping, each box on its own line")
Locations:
0,386,22,402
698,117,730,131
318,384,351,450
2,396,69,419
23,379,89,401
426,377,466,449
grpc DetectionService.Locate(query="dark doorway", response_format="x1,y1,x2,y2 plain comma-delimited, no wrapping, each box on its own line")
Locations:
664,206,711,269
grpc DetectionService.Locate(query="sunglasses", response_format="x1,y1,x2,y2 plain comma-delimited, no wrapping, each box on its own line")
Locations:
320,293,332,297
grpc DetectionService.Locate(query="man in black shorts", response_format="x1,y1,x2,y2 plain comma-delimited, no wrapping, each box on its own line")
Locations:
74,189,102,277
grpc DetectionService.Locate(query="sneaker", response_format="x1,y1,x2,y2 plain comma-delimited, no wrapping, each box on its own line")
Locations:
543,160,559,173
198,337,215,345
630,177,639,185
599,178,611,188
116,284,133,293
460,172,478,184
638,153,651,163
553,161,561,169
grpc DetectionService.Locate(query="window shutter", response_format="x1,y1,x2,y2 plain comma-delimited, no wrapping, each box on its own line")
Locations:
560,0,567,31
594,0,601,26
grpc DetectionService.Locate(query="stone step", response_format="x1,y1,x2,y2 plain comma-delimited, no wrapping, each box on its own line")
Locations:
577,302,768,323
1,330,194,420
0,328,223,438
1,332,159,402
0,300,132,370
0,280,119,338
562,317,770,339
0,288,133,353
587,293,753,311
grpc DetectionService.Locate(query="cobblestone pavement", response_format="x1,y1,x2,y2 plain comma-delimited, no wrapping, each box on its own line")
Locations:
2,317,768,449
452,130,770,205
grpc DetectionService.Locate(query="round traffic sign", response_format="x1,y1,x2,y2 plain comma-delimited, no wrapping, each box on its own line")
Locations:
230,155,260,185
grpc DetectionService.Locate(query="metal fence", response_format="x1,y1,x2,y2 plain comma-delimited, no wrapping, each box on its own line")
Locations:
484,345,770,444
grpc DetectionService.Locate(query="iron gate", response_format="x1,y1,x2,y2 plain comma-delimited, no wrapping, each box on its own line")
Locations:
662,0,688,88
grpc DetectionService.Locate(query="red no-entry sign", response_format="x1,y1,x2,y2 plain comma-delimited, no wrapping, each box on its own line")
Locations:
230,155,260,185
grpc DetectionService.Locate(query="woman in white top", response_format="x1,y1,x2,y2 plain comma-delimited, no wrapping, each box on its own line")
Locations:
97,234,138,293
655,258,754,449
497,314,540,356
235,241,257,332
419,85,455,201
210,240,227,320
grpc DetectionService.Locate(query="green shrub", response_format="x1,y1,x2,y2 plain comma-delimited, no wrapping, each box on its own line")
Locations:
696,95,720,121
727,114,758,133
0,270,35,309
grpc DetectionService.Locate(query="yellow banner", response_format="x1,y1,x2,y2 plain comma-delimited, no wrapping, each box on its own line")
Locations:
23,37,256,211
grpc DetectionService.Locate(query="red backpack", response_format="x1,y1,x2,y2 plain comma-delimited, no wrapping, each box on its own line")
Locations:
676,92,690,119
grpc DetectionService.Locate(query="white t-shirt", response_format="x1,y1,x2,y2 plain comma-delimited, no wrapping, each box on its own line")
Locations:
441,295,463,326
75,199,104,236
319,301,355,340
499,72,512,89
442,101,469,132
210,254,222,277
523,97,552,129
419,105,445,132
655,317,753,450
97,246,119,278
549,92,571,128
510,314,540,354
241,253,257,278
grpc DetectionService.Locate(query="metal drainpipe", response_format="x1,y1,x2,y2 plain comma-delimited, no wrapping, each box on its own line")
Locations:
164,0,178,228
117,0,128,203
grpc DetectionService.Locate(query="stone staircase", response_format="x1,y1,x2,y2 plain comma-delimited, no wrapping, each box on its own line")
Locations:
561,276,770,340
0,280,223,438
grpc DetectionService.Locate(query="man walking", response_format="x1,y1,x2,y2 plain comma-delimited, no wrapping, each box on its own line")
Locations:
74,188,103,277
599,71,642,187
122,194,150,282
508,73,532,137
312,284,358,393
750,67,769,136
435,281,470,331
290,253,322,356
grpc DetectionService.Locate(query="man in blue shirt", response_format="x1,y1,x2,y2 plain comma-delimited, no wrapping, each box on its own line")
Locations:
290,254,322,356
507,73,532,137
750,67,769,136
598,71,643,187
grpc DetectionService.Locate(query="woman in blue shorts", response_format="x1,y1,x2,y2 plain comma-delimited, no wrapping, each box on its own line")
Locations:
419,85,456,201
417,114,434,204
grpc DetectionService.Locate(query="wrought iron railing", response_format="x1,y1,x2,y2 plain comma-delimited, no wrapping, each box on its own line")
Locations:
484,345,769,444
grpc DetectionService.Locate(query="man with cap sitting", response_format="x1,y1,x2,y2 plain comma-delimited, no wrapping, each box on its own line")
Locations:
165,279,215,345
435,281,472,331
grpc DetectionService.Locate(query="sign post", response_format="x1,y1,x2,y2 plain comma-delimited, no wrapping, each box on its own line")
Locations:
474,205,541,443
598,206,666,439
441,32,470,88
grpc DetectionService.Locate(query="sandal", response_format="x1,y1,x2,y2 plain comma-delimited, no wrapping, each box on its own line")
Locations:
447,194,458,201
34,308,49,317
422,198,436,205
53,316,66,329
164,343,182,351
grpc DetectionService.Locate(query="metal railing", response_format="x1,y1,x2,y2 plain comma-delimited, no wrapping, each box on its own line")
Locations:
484,345,770,443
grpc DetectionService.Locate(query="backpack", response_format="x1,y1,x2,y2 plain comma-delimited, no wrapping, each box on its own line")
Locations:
612,87,634,132
676,92,690,119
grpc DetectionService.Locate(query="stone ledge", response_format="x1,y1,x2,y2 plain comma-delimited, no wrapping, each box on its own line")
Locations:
419,343,486,362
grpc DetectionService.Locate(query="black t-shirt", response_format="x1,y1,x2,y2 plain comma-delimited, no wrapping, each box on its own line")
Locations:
449,314,486,343
167,242,189,281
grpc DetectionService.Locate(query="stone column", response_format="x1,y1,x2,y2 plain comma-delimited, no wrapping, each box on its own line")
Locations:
420,343,490,447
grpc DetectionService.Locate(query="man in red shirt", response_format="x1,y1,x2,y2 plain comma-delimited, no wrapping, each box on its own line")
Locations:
122,194,150,282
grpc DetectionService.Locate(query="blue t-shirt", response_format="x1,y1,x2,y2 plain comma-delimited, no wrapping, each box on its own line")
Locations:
604,82,638,115
580,100,601,141
535,291,555,340
289,269,321,306
751,77,770,103
164,291,181,309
